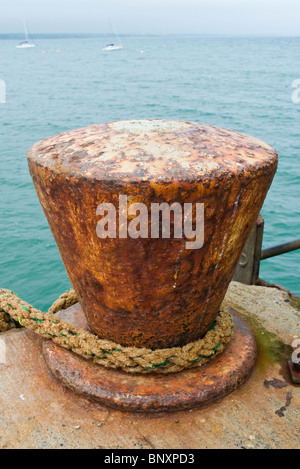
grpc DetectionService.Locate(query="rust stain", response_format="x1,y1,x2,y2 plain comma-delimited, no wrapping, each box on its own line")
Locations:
275,391,293,418
264,378,289,390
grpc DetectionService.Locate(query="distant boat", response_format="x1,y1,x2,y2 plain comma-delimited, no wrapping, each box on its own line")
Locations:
102,20,123,51
16,20,36,49
102,44,123,51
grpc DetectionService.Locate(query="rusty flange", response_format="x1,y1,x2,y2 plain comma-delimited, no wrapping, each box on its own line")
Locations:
43,305,257,413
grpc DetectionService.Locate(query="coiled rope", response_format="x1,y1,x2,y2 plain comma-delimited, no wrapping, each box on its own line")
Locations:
0,289,233,374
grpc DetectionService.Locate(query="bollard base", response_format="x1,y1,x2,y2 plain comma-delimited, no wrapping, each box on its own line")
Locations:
43,304,257,413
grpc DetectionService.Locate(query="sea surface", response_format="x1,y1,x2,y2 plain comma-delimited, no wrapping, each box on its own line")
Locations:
0,35,299,310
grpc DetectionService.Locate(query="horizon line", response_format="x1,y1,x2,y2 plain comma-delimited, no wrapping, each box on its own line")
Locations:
2,32,300,38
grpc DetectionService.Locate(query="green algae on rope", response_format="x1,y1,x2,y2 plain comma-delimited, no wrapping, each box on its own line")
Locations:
0,288,233,374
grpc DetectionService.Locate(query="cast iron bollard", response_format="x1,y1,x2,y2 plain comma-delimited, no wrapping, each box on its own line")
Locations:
27,120,278,411
27,120,277,349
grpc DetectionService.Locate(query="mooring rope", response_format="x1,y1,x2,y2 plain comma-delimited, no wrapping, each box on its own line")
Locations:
0,289,233,374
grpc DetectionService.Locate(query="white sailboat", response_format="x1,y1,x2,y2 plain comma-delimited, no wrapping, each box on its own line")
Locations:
102,44,122,51
16,20,36,49
102,20,123,51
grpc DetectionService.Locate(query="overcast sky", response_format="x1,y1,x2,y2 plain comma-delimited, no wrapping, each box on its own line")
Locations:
1,0,300,35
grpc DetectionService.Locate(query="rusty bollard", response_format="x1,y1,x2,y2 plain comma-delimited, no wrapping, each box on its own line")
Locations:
27,120,278,411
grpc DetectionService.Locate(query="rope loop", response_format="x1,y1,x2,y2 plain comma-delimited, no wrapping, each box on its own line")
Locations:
0,289,233,374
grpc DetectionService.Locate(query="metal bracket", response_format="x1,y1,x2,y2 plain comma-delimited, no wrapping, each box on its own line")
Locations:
233,215,264,285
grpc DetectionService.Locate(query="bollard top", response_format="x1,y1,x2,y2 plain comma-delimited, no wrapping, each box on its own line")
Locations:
27,119,278,183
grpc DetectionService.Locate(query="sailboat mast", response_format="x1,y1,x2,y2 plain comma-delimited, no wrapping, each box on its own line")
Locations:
23,20,29,41
110,19,122,46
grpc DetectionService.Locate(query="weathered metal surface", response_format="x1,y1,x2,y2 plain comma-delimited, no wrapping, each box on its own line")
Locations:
27,120,278,349
42,306,256,412
0,283,299,449
233,215,264,285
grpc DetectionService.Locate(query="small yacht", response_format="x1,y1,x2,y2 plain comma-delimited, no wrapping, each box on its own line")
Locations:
102,20,123,51
102,44,123,51
16,21,36,49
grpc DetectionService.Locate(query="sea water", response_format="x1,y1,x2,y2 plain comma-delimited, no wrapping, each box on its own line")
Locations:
0,35,299,310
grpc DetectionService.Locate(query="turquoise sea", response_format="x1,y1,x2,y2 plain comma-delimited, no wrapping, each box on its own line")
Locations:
0,35,299,310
